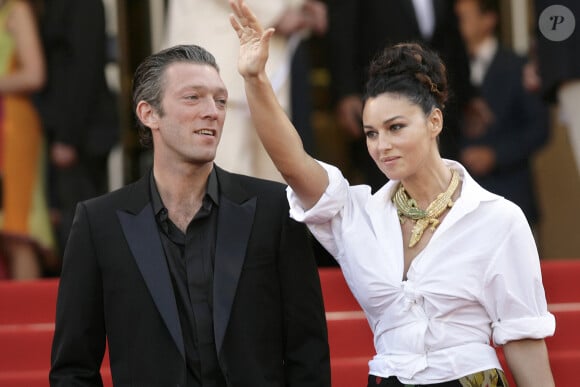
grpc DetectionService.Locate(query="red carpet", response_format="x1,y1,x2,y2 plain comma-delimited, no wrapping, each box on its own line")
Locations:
1,259,579,386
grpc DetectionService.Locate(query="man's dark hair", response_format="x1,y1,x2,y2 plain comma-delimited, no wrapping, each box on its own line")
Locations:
132,44,219,148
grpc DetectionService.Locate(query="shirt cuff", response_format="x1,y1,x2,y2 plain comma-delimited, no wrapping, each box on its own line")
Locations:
492,313,556,345
286,160,348,224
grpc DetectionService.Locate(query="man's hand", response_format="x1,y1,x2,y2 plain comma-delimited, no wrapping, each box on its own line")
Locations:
273,8,307,36
51,142,78,168
273,0,327,37
336,95,363,138
460,146,496,176
523,60,541,93
302,0,327,36
462,97,494,139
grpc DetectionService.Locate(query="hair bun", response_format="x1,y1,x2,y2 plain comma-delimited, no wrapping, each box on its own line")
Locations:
365,42,449,111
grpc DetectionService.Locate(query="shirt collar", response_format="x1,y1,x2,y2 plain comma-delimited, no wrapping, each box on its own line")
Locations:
473,36,498,66
150,167,220,217
371,159,499,214
469,37,498,85
206,167,219,205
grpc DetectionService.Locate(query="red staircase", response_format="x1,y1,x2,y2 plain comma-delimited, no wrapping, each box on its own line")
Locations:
1,259,579,386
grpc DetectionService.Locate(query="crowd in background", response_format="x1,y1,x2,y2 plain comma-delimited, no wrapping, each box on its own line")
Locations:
0,0,578,279
0,0,118,279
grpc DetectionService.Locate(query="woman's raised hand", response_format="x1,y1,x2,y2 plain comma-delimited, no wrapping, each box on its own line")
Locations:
228,0,329,208
229,0,274,79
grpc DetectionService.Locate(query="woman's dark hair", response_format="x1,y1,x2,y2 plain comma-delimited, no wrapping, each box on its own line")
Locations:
363,42,449,114
132,44,219,148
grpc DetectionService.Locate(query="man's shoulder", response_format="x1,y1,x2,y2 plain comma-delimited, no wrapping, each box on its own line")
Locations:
216,170,292,216
82,178,145,210
217,168,287,195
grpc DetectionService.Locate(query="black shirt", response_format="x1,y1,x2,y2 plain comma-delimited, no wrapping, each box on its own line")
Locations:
150,169,226,387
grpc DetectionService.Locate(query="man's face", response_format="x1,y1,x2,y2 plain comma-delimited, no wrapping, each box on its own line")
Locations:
455,0,489,46
152,62,228,166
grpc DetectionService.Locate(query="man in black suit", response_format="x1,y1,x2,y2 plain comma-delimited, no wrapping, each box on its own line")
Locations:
455,0,549,228
34,0,119,262
49,44,330,387
326,0,475,191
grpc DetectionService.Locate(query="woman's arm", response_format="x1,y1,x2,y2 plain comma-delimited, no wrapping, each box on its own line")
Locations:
503,338,554,387
229,0,328,210
0,0,45,93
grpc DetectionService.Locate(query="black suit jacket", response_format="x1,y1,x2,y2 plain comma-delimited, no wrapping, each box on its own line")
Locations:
534,0,580,102
461,47,549,224
327,0,471,106
50,166,330,386
35,0,118,156
326,0,472,165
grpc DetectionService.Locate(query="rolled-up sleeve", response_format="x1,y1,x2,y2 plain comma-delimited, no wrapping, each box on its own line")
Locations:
286,161,351,259
482,207,556,345
286,161,349,224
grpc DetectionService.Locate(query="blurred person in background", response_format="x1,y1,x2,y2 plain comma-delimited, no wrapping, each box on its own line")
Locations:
0,0,55,280
455,0,549,230
34,0,119,270
532,0,580,175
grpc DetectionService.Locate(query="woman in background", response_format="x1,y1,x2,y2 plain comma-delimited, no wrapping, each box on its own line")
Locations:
0,0,54,279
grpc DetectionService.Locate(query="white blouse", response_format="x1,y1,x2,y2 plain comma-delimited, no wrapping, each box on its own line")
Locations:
287,160,555,384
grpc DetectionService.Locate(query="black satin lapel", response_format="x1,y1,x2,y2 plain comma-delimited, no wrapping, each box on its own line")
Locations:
213,196,256,353
117,205,185,360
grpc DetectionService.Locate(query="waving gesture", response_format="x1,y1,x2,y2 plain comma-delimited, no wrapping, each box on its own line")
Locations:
229,0,274,79
228,0,329,209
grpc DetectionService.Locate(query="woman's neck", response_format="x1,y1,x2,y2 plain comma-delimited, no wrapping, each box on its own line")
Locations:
400,160,452,209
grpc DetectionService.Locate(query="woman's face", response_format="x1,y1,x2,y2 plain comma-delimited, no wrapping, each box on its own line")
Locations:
362,93,442,181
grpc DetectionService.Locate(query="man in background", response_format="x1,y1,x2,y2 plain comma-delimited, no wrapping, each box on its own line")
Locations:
34,0,119,265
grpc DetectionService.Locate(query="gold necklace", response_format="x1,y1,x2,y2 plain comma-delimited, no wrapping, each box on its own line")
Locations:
393,169,459,248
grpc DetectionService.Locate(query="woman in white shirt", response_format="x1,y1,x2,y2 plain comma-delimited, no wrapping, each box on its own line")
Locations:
228,0,555,385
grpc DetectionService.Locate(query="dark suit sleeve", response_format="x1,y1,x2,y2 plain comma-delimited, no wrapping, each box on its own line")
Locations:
278,214,331,387
489,56,549,168
494,87,549,168
434,1,476,107
50,203,106,386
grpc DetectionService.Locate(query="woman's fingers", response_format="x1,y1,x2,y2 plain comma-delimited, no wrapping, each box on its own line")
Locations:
229,0,249,27
230,0,276,47
229,0,243,20
229,0,275,77
261,28,275,44
229,14,243,37
230,0,262,32
229,0,256,39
